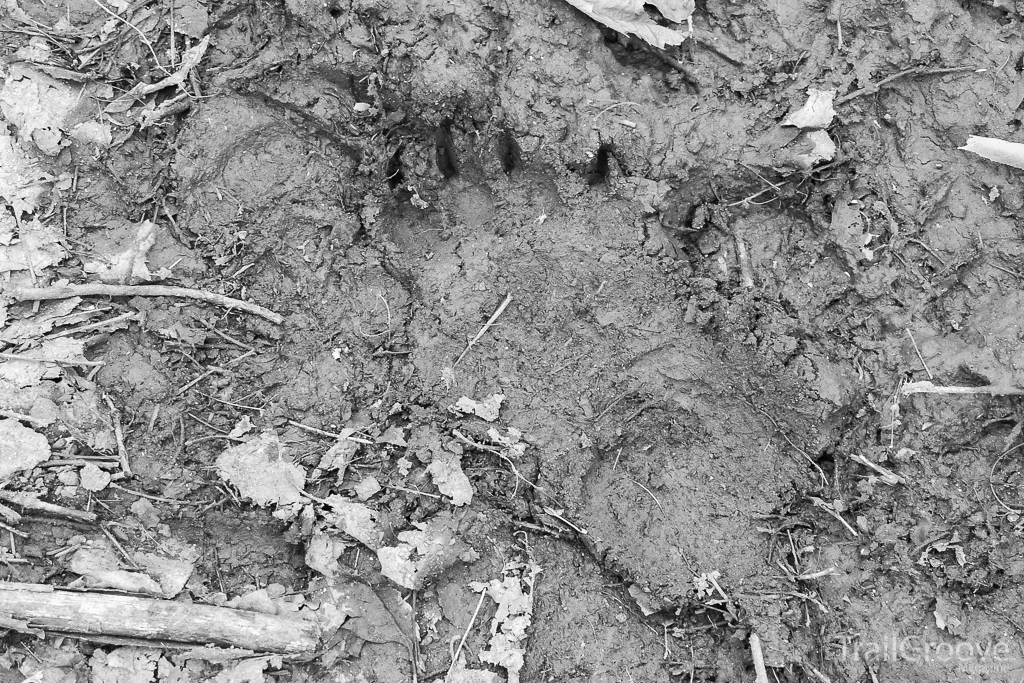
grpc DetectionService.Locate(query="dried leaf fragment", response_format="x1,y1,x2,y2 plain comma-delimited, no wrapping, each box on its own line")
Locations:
960,135,1024,171
216,431,305,507
451,394,505,422
426,452,473,505
0,418,49,480
560,0,693,49
782,89,836,129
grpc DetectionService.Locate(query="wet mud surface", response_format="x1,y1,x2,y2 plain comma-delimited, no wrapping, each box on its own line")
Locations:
3,0,1024,680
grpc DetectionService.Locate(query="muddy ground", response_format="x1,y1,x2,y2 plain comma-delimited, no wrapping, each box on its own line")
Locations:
3,0,1024,680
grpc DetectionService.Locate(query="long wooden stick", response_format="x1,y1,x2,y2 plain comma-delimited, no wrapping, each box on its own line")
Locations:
0,582,320,655
8,284,284,325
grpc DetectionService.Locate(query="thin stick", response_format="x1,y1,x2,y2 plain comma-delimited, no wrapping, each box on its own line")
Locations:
748,403,828,485
447,590,487,678
749,633,770,683
734,233,755,288
384,484,442,500
8,284,284,324
809,497,858,537
196,318,256,351
905,329,933,379
99,524,140,570
901,381,1024,397
849,454,901,485
835,65,977,105
103,395,132,476
45,312,137,340
287,421,373,444
175,367,227,395
0,408,49,426
109,483,199,506
0,491,97,524
0,351,103,367
989,442,1024,513
541,506,588,535
627,477,664,512
88,0,172,77
454,294,512,366
796,566,836,581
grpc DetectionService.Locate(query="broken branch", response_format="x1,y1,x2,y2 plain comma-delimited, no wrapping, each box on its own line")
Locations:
8,283,284,324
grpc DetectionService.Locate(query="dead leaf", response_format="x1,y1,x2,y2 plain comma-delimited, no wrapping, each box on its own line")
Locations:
794,130,836,169
305,529,348,578
71,121,113,148
376,425,407,446
426,452,473,505
325,498,386,550
377,515,476,589
83,220,160,283
470,561,542,683
133,550,196,598
213,656,280,683
0,297,82,343
319,428,359,483
0,134,53,217
960,135,1024,171
451,394,505,422
106,37,210,114
90,647,159,683
560,0,692,49
782,88,836,129
216,431,305,507
0,64,81,155
79,463,111,492
0,216,67,273
0,418,49,479
355,475,382,501
445,655,501,683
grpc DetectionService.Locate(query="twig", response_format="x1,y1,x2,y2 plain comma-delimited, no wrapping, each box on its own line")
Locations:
45,311,137,341
627,477,664,512
451,429,542,493
541,506,588,535
88,0,172,77
383,485,442,500
0,491,97,524
835,65,977,105
809,497,858,537
103,395,132,476
109,483,200,506
8,284,284,324
0,408,49,426
196,318,256,352
734,232,755,288
99,524,140,570
594,388,633,422
0,503,22,525
447,590,487,679
726,187,775,208
454,294,512,366
0,351,103,367
989,442,1024,513
750,633,770,683
901,381,1024,397
287,421,373,444
796,566,836,581
175,366,228,396
747,402,828,485
905,329,933,379
849,454,902,485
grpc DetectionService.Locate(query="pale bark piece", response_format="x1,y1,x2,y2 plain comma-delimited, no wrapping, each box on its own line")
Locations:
0,582,321,655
